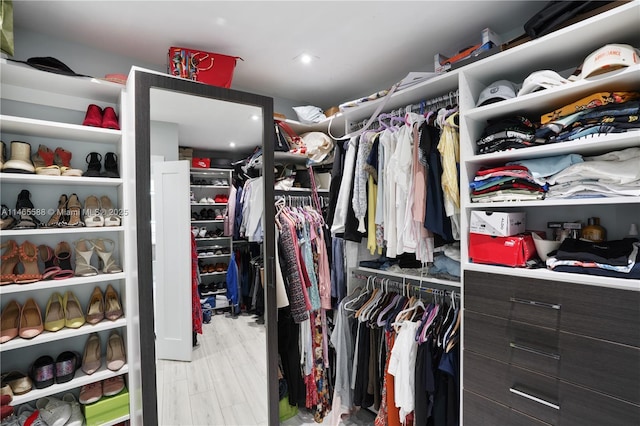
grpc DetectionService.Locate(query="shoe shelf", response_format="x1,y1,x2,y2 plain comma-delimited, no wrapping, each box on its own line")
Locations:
0,173,123,186
190,202,227,206
195,237,230,242
190,219,224,224
0,317,127,352
0,272,126,296
0,114,122,144
102,414,131,426
200,289,226,297
199,271,226,277
1,226,124,237
197,254,230,259
9,364,129,406
190,184,231,189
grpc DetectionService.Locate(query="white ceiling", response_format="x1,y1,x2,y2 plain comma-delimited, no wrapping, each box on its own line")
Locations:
12,1,546,108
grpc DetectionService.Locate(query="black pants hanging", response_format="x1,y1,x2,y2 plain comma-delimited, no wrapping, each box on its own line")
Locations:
278,307,306,407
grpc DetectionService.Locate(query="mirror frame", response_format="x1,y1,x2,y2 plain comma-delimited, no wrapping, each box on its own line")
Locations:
133,70,277,425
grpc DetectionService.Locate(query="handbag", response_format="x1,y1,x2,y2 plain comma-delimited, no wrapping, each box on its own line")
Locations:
523,1,614,38
168,47,242,88
275,120,306,154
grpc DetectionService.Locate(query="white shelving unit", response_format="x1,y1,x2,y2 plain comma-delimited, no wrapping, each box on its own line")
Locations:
190,167,233,311
0,59,140,422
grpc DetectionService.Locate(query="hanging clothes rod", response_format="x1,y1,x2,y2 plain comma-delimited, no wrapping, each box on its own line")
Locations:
352,271,461,297
350,89,459,131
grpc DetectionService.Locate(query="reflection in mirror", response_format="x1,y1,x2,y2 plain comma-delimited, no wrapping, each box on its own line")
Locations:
148,88,269,425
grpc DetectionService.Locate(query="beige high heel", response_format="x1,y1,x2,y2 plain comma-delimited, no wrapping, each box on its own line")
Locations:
104,284,123,321
73,239,98,277
100,195,121,227
86,286,104,325
92,239,123,274
106,330,126,371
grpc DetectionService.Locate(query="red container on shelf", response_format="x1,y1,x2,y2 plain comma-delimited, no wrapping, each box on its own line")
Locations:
168,47,242,88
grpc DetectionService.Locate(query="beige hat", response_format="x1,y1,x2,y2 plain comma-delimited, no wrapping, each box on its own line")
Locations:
301,132,334,164
580,44,640,79
2,141,35,173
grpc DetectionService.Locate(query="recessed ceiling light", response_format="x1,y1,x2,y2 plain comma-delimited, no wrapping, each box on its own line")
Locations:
229,142,236,148
216,17,226,26
300,54,313,64
250,114,260,121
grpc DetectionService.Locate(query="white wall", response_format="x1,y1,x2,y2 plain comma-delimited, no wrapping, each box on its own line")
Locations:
13,27,301,119
150,121,179,161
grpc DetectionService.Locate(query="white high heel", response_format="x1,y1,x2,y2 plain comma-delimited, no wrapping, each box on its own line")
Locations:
73,239,98,276
92,239,123,274
84,195,104,227
100,195,121,227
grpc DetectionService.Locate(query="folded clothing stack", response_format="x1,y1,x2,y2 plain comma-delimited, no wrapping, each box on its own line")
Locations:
470,164,547,202
475,115,538,154
547,237,640,279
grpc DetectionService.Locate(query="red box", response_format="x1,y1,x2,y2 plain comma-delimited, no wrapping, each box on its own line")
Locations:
191,157,210,169
168,47,241,88
469,233,536,267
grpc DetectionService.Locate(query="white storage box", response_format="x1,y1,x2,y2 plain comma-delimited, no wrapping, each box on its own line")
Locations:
469,211,526,237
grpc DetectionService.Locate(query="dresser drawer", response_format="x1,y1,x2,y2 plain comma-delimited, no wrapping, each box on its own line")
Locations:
560,331,640,404
465,351,560,425
464,390,552,426
465,311,561,377
560,283,640,347
559,380,640,426
465,271,562,329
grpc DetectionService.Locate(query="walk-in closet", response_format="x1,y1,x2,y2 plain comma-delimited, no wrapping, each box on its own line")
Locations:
1,2,639,426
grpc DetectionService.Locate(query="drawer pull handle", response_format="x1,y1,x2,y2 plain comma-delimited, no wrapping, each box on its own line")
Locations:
509,388,560,410
510,342,560,360
509,297,561,310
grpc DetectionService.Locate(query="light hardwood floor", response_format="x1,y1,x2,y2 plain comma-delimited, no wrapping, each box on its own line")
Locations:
156,313,269,426
156,313,375,426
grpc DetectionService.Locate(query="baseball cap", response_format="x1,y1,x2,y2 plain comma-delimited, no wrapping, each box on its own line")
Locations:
476,80,519,107
579,44,640,79
518,70,571,96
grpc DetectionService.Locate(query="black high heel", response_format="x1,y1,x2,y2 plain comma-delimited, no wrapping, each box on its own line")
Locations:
15,190,41,229
84,152,102,177
102,152,119,178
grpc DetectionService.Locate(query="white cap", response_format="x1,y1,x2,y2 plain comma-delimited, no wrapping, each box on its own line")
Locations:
476,80,519,107
518,70,571,96
301,132,334,163
580,44,640,79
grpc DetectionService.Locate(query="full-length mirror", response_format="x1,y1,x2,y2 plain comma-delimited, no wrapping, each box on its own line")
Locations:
131,70,277,425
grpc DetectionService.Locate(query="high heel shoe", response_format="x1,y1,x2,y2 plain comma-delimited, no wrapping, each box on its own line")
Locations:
45,194,68,228
102,152,119,178
15,241,42,284
63,291,85,329
92,239,122,274
14,189,40,229
82,104,103,128
0,240,19,285
53,242,74,280
0,204,17,230
44,292,65,332
104,284,123,321
106,330,126,371
19,298,43,339
86,287,104,325
64,193,83,227
83,195,104,227
83,152,102,177
100,195,121,227
54,147,83,177
39,245,61,280
73,239,98,277
1,300,20,343
81,333,101,375
101,107,120,130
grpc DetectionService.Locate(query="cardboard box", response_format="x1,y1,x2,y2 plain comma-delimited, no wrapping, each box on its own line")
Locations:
83,388,130,426
469,211,526,237
469,233,536,267
435,28,501,73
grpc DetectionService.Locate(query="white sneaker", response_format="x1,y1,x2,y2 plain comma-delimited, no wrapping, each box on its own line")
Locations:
35,397,71,426
61,394,84,426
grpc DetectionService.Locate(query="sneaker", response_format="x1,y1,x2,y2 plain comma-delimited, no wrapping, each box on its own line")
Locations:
61,394,84,426
79,381,102,405
35,397,71,426
214,209,223,219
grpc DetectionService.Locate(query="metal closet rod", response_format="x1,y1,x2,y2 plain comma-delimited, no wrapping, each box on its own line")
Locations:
352,272,460,298
351,89,460,131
